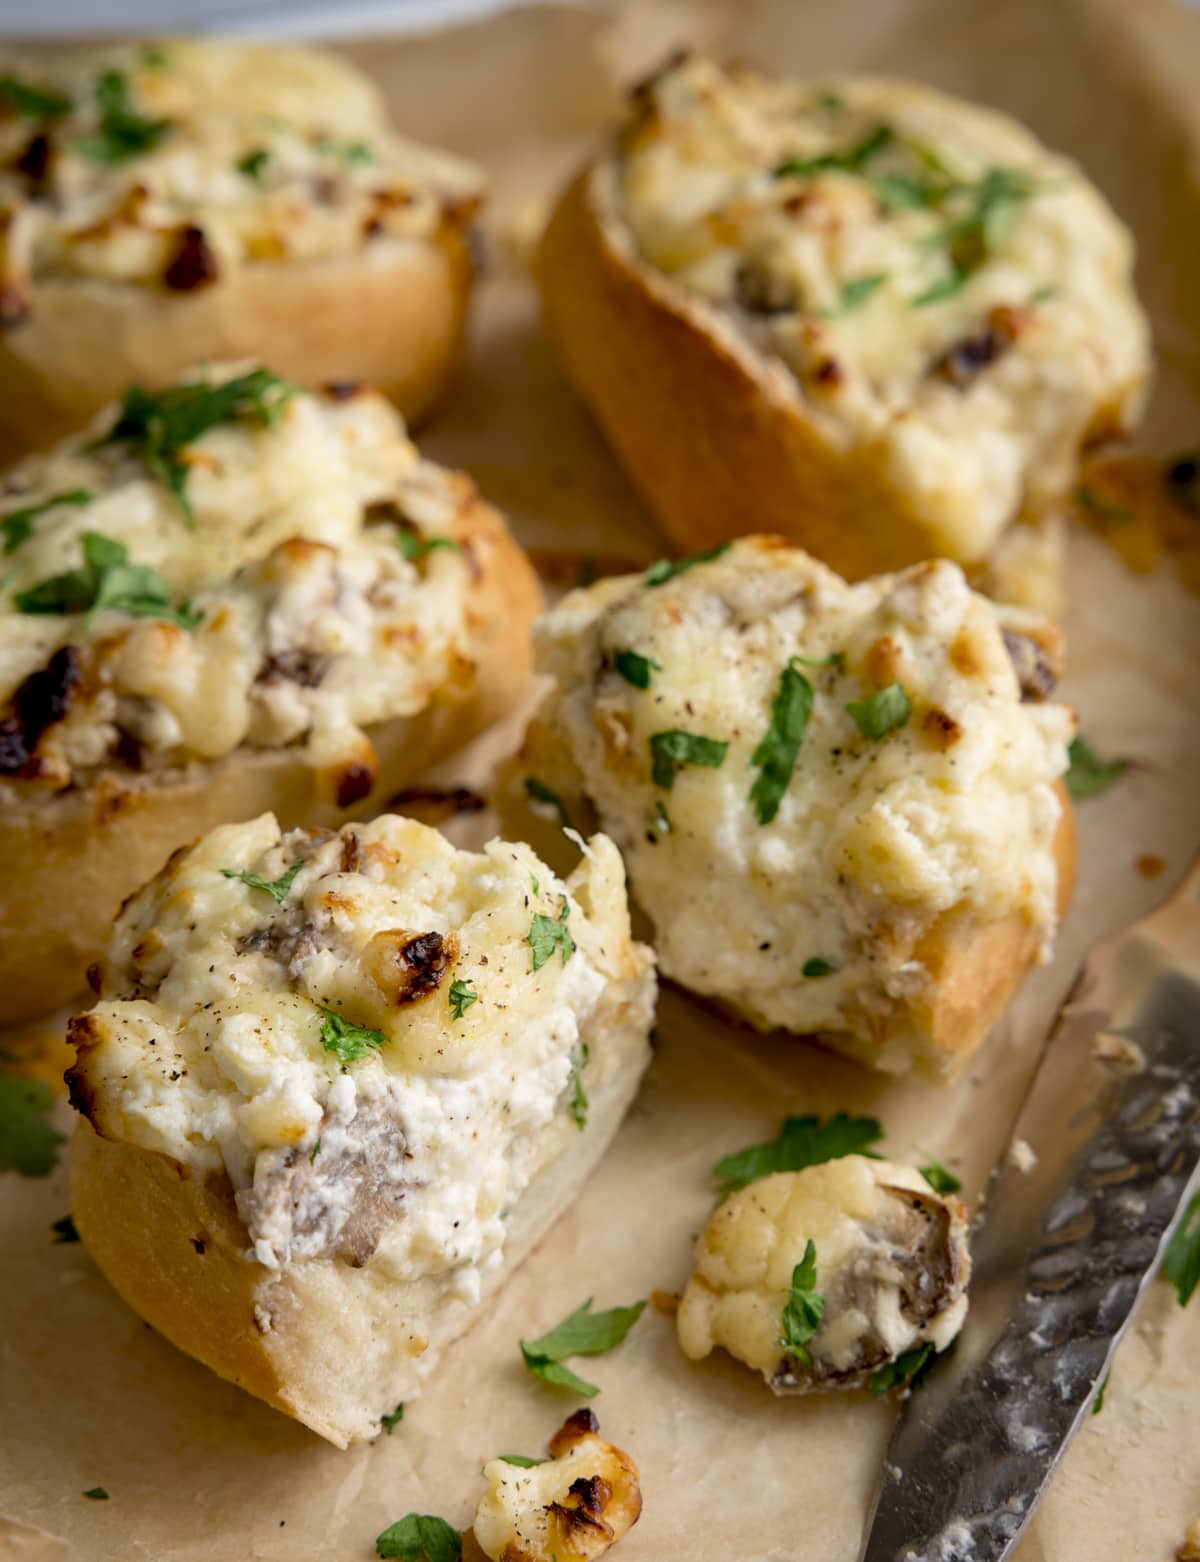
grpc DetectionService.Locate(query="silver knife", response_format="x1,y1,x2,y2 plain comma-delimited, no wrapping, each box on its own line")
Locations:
861,857,1200,1562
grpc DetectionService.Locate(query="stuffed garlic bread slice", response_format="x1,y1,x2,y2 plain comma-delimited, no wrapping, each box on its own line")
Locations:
0,38,484,455
0,365,540,1024
538,56,1151,613
503,536,1076,1078
66,812,655,1447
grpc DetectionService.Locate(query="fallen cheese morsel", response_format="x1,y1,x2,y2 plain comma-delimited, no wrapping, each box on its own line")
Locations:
475,1409,642,1562
676,1156,970,1392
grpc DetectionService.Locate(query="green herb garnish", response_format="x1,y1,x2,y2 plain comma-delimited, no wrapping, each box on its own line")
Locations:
614,649,661,689
309,1139,321,1164
524,777,569,827
498,1454,546,1468
821,272,887,318
82,1488,110,1501
520,1296,646,1397
779,1240,824,1366
396,530,462,563
528,897,574,972
1164,1191,1200,1307
1,488,92,554
649,729,728,790
869,1342,935,1396
220,862,302,904
237,147,271,183
1092,1373,1109,1415
845,682,910,740
0,74,71,119
920,1160,962,1195
749,657,813,825
913,271,969,306
14,531,201,628
712,1112,883,1192
316,137,374,165
51,1213,80,1243
644,541,731,587
448,978,477,1020
1075,484,1132,525
0,1072,63,1177
375,1514,461,1562
915,166,1036,305
802,957,835,978
75,69,170,163
1064,735,1128,799
650,799,672,836
97,369,297,519
318,1008,386,1064
380,1404,405,1434
568,1042,589,1129
775,122,894,180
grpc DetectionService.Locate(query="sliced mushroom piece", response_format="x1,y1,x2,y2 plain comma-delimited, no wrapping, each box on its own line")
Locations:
474,1409,643,1562
1000,618,1062,703
676,1155,970,1395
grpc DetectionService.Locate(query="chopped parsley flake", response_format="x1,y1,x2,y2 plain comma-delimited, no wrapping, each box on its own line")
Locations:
568,1042,589,1129
779,1240,824,1366
869,1342,935,1396
520,1296,646,1397
1,488,92,554
712,1112,883,1192
318,1008,386,1064
219,861,303,904
82,1487,110,1501
1165,1191,1200,1307
380,1403,405,1434
919,1160,962,1195
237,147,271,182
649,729,729,790
15,530,201,627
0,74,72,119
775,122,894,179
802,957,835,978
749,657,813,824
317,136,374,164
644,541,731,587
528,897,574,972
309,1139,321,1164
448,978,478,1020
845,682,910,740
614,648,661,688
396,529,462,563
375,1513,461,1562
498,1454,546,1468
821,272,887,318
524,776,570,827
1064,735,1128,799
96,369,297,520
0,1071,64,1177
75,70,170,163
1092,1373,1109,1415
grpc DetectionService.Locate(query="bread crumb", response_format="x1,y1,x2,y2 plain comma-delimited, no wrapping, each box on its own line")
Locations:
1009,1139,1038,1173
1137,853,1167,879
1094,1032,1146,1071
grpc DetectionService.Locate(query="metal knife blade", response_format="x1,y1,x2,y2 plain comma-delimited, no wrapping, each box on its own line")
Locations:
861,857,1200,1562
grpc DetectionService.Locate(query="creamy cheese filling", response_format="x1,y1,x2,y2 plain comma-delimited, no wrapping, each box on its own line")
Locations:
0,370,480,792
71,812,651,1282
529,539,1073,1041
0,39,483,290
616,58,1149,558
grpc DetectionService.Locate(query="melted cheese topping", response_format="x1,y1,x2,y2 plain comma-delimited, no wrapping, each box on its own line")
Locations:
71,812,655,1284
0,368,483,791
529,538,1073,1063
616,58,1149,560
676,1158,968,1383
0,40,482,291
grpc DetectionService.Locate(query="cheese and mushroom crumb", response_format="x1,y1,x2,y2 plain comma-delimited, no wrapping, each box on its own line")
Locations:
676,1157,970,1391
0,366,499,792
524,536,1073,1074
618,56,1149,573
0,39,482,308
474,1410,642,1562
66,811,656,1284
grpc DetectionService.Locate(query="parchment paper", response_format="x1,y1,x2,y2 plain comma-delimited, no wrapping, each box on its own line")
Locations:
3,2,1200,1558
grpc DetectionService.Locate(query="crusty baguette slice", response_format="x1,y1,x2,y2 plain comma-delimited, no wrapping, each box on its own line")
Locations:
0,226,474,462
536,62,1151,612
0,446,540,1026
498,540,1078,1078
67,816,656,1447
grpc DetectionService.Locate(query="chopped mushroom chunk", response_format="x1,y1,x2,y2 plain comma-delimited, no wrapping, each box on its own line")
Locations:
676,1156,970,1392
474,1409,642,1562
